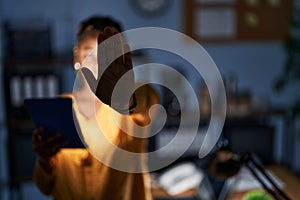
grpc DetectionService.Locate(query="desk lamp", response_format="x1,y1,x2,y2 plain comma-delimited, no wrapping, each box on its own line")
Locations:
209,138,291,200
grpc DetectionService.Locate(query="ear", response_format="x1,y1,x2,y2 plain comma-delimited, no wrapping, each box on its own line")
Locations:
73,45,80,63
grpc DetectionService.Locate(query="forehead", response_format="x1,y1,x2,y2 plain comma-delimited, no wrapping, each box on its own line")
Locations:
77,30,99,46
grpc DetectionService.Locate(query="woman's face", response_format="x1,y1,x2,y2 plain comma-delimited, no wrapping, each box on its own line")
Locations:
75,31,99,64
74,31,99,78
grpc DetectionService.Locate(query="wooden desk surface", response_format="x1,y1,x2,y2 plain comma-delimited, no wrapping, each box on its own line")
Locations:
152,165,300,200
226,165,300,200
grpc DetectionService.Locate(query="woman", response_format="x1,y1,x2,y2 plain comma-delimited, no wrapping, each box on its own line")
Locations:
32,16,159,200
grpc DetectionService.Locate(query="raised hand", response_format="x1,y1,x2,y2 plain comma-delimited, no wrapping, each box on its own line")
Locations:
81,27,135,111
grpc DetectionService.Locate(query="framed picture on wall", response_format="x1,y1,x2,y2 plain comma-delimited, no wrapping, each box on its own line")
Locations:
184,0,294,43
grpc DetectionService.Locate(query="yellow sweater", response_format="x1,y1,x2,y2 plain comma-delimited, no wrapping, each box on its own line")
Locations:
33,84,159,200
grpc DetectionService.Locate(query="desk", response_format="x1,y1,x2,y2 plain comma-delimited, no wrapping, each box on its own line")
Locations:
226,165,300,200
152,187,196,199
152,165,300,200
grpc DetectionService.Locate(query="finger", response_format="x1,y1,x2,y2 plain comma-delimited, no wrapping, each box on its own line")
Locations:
32,127,44,142
114,33,125,65
48,146,60,157
110,27,123,62
123,44,133,69
106,43,116,66
97,32,106,44
33,126,44,135
42,137,66,157
104,26,113,36
100,32,114,67
53,139,68,150
104,27,121,63
44,132,61,144
104,29,117,66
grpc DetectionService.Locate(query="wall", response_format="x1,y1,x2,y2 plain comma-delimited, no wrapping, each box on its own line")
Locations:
1,0,298,106
0,1,8,198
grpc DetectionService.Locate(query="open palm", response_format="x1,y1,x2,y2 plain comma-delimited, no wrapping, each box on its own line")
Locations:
81,27,135,111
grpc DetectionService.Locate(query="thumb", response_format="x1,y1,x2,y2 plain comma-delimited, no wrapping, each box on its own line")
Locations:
81,67,97,92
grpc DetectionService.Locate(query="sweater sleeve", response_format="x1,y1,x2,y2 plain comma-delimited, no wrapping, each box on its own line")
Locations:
32,159,56,196
131,84,160,126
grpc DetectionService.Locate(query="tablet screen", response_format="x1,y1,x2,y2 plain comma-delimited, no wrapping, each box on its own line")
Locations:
24,97,85,148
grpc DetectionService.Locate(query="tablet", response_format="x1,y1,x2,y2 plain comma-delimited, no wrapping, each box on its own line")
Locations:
24,97,85,148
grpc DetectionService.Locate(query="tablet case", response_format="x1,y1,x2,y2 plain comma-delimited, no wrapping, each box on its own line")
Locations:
24,97,85,148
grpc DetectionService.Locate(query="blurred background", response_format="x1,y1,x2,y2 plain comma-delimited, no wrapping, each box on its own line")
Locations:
0,0,300,199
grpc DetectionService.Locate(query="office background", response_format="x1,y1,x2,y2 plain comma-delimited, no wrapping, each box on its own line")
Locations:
0,0,300,199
